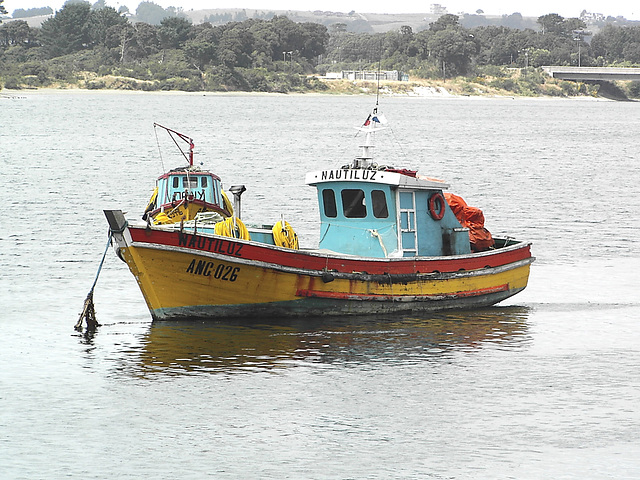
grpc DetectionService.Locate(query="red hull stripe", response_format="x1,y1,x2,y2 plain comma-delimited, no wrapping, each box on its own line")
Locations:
295,284,509,301
129,227,531,275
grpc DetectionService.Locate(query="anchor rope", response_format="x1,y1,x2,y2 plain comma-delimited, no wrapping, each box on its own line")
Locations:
75,232,112,331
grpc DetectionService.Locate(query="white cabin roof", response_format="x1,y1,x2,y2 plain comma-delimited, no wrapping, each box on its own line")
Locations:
305,168,449,190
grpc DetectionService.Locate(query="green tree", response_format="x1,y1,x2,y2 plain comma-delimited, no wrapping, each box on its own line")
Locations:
528,48,553,66
537,13,565,35
424,15,477,76
248,18,279,62
299,22,328,60
622,41,640,63
537,14,585,37
39,1,93,58
591,24,639,63
184,23,219,72
0,20,33,46
89,6,127,47
269,16,304,61
428,28,477,76
1,11,335,92
429,14,461,33
104,22,135,62
0,0,6,18
158,16,192,50
217,21,253,67
105,21,159,62
131,22,160,58
472,26,536,66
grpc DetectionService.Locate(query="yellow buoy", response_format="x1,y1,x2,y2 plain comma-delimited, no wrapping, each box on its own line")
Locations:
214,217,250,240
272,220,298,250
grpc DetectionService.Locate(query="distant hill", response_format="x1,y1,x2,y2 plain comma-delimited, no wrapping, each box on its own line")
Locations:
182,8,538,33
5,7,636,33
3,6,534,33
2,14,52,28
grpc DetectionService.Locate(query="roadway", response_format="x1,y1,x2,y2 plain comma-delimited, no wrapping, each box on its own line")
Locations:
542,66,640,81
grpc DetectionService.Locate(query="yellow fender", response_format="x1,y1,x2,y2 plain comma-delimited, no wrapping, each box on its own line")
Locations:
215,217,250,240
272,220,299,250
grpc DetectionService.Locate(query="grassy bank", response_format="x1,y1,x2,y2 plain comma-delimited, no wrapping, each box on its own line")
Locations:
3,66,638,100
319,69,613,99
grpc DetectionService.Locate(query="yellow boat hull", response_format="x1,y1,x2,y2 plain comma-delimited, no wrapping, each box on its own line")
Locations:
118,234,531,319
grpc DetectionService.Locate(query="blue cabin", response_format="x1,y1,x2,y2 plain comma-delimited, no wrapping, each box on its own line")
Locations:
156,168,225,207
305,111,470,258
306,168,471,258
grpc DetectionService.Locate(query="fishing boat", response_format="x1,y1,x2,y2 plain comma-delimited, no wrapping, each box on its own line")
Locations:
142,123,233,225
105,106,533,320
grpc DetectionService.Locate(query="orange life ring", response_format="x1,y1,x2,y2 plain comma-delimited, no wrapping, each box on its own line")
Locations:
428,192,446,220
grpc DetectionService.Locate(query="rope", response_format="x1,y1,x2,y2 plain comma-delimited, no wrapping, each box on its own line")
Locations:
154,125,166,173
75,232,112,331
214,217,250,240
272,220,299,250
369,229,388,257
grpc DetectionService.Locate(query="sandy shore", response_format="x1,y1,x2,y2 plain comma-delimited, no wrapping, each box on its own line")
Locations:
0,85,612,101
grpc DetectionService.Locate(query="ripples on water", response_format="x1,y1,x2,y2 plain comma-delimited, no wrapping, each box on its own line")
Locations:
2,92,640,479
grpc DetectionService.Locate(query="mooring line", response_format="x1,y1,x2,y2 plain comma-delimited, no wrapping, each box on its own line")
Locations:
75,232,113,331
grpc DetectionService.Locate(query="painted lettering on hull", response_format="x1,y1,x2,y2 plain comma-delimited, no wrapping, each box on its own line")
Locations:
178,232,244,257
172,190,206,201
186,259,240,281
165,203,208,220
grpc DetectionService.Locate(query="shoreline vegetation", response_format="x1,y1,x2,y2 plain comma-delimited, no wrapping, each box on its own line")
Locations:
2,3,640,100
1,71,631,100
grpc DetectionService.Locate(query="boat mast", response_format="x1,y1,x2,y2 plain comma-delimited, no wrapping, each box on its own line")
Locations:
353,106,387,169
154,123,195,167
352,55,386,169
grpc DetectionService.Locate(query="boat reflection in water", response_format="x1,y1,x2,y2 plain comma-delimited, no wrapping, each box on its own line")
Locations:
124,307,531,377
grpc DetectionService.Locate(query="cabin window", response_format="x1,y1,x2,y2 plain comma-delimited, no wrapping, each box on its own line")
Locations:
322,189,337,218
371,190,388,218
172,177,179,188
183,176,198,189
342,189,367,218
212,180,220,204
201,177,208,188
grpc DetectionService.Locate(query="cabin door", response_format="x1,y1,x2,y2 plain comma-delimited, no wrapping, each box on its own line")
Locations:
399,191,417,256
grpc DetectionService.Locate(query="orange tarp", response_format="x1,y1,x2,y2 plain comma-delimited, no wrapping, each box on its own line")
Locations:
444,193,495,252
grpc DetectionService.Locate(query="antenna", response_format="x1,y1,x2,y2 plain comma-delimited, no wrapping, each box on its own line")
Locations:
376,39,382,106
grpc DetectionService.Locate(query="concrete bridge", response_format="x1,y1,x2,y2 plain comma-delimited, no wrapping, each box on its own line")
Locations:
542,66,640,81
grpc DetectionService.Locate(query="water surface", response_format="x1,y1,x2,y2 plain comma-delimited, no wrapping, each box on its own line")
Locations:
1,92,639,479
